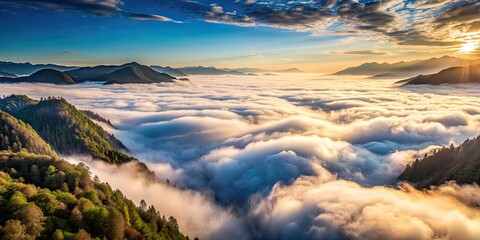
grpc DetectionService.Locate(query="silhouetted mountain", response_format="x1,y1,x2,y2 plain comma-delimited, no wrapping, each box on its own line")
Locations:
66,62,176,84
367,73,399,79
177,66,246,75
6,96,133,164
0,70,16,78
0,111,56,156
0,94,38,112
0,69,76,85
0,61,77,75
399,136,480,188
277,68,304,73
336,56,480,77
398,64,480,85
222,67,266,73
94,64,175,84
65,64,123,82
150,66,188,77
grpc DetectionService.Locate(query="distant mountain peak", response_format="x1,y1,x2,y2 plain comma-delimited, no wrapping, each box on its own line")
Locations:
335,56,480,77
29,69,76,84
150,65,188,77
177,66,246,75
277,67,304,73
0,69,76,85
97,64,175,84
398,64,480,85
0,61,78,75
123,61,142,67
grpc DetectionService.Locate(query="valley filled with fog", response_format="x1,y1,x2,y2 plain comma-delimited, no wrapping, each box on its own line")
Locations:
2,74,480,240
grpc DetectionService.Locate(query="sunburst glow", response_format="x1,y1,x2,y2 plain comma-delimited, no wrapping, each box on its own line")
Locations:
459,41,477,53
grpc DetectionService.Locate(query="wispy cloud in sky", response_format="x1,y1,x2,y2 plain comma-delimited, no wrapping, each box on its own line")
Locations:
330,50,390,55
162,0,477,47
0,0,180,22
2,0,476,47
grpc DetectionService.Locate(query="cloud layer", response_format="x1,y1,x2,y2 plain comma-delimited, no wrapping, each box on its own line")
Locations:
1,74,480,239
250,175,480,240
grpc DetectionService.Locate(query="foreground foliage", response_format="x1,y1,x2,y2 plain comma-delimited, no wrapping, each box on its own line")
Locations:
0,151,188,240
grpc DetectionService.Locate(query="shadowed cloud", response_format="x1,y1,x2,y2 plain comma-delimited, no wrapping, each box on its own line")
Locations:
0,0,180,22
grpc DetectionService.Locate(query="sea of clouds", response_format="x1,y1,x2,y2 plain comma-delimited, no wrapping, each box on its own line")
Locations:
2,74,480,240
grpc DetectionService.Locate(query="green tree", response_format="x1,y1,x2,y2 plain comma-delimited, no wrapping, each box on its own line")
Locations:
29,165,41,185
2,219,28,240
32,189,59,215
107,207,125,240
74,229,91,240
13,203,45,238
7,191,28,213
52,229,64,240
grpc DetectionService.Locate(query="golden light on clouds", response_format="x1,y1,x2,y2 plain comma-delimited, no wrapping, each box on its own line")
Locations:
459,41,478,53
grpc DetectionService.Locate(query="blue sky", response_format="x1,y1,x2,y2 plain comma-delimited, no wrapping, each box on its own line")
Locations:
0,0,478,72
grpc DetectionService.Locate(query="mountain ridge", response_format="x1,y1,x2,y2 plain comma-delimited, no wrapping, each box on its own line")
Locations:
335,56,480,77
0,111,57,156
177,66,246,75
0,95,134,164
398,64,480,85
150,66,188,77
97,64,176,84
0,70,16,78
0,69,76,85
0,61,78,75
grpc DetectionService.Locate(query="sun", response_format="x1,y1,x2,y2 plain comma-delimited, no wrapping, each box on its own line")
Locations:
459,41,477,53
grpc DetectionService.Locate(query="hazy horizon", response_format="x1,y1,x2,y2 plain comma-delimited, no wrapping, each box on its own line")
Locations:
2,54,480,74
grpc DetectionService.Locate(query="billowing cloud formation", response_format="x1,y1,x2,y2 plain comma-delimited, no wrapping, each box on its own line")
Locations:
250,175,480,240
65,156,249,240
1,74,480,239
0,0,180,22
163,0,476,46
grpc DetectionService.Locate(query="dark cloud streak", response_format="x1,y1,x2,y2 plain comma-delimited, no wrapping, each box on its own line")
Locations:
0,0,179,22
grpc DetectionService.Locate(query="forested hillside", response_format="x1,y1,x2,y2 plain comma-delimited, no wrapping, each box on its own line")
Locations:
0,95,37,113
0,151,189,240
0,95,132,164
81,110,114,128
0,111,56,157
0,99,190,239
399,136,480,188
